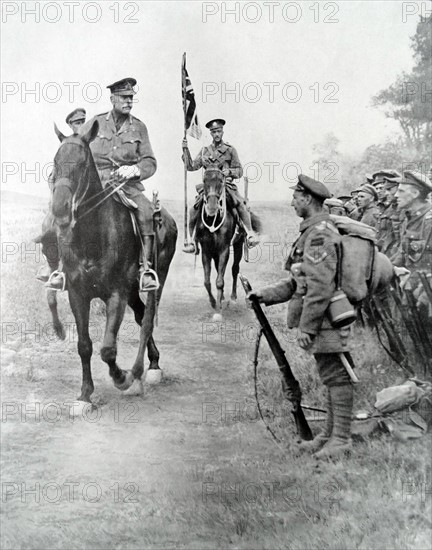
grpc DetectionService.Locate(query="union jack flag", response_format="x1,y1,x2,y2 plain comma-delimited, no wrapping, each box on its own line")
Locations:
182,53,202,140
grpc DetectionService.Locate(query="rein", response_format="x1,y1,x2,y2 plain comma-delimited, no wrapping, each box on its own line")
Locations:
201,179,227,234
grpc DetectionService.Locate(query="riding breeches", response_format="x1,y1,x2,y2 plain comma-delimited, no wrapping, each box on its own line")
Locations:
132,192,155,236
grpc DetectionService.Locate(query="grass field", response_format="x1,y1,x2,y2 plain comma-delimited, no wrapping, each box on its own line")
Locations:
1,192,431,549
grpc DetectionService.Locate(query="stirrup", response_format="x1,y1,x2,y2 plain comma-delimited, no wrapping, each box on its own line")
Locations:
36,265,51,283
45,270,66,291
139,268,160,292
246,234,260,248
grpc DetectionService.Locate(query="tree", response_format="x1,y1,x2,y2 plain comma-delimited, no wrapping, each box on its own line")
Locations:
372,15,432,159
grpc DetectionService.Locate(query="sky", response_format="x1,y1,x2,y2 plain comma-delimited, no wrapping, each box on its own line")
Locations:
1,0,428,202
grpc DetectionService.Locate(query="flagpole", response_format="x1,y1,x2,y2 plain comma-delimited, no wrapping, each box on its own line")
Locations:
182,52,188,247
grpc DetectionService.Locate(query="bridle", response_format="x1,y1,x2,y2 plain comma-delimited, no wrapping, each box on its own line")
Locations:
202,167,227,233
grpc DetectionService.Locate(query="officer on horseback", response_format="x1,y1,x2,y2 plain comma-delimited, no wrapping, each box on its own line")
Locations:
39,78,159,292
182,118,260,253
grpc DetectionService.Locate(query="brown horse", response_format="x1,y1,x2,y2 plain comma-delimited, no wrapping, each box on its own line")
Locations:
47,120,177,411
196,167,261,318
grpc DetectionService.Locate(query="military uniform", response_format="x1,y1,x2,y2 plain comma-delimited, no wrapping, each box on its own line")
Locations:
182,118,257,251
81,109,156,235
184,142,243,181
393,171,432,337
360,203,380,228
378,202,401,257
253,175,355,459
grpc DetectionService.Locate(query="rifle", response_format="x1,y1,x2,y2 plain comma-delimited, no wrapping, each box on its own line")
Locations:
370,294,414,376
418,272,432,306
239,274,313,441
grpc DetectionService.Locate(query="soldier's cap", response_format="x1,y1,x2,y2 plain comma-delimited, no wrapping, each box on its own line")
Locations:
372,169,401,185
107,77,137,95
383,176,401,190
337,195,352,202
399,170,432,193
290,174,332,200
65,108,86,125
350,189,359,196
206,119,226,130
365,174,374,183
357,184,378,200
324,197,344,207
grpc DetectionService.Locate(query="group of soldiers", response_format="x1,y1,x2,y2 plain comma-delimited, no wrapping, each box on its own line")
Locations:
325,170,432,320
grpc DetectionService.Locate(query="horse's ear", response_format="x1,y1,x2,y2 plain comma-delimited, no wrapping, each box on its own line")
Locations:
54,123,66,142
81,120,99,145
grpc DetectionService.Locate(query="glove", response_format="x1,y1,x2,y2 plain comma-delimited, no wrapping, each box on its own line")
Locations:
116,165,140,181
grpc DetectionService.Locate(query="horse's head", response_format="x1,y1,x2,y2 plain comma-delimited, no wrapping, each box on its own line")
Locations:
51,120,99,226
203,166,225,217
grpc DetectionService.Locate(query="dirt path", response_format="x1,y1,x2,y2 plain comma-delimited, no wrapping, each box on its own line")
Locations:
1,242,279,549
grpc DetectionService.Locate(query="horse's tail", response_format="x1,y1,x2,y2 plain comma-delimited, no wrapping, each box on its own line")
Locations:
250,211,262,234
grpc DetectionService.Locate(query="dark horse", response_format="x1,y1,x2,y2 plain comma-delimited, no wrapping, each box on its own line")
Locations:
196,167,261,317
47,120,177,411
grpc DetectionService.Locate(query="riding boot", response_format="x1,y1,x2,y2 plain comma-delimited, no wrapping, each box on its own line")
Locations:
297,388,333,453
314,385,353,460
35,228,66,291
139,235,159,292
237,201,259,248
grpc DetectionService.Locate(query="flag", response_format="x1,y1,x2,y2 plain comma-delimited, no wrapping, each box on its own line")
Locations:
182,53,202,140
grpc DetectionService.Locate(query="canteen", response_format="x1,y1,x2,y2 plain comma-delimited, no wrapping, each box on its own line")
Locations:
328,289,357,328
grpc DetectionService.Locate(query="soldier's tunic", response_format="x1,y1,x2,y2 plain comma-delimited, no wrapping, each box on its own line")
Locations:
81,111,157,234
258,212,353,387
378,202,400,257
359,203,380,228
183,141,244,205
393,202,432,330
393,202,432,270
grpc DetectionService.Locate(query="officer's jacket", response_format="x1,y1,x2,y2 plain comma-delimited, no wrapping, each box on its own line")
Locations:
184,142,243,179
81,111,156,195
393,202,432,271
360,203,380,228
258,212,352,353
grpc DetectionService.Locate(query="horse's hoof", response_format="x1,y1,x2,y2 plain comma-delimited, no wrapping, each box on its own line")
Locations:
146,369,163,385
122,378,144,396
114,371,135,391
68,400,93,419
212,313,223,322
54,323,66,340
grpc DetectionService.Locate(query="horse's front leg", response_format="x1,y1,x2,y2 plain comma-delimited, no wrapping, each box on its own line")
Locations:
202,250,216,309
131,290,157,383
215,247,230,313
100,291,133,391
231,239,243,302
68,288,93,403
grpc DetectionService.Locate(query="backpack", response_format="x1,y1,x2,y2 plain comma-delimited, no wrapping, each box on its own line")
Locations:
329,215,395,303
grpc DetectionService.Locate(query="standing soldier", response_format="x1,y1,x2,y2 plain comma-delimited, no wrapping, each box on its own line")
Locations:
248,175,356,460
357,184,380,228
182,119,259,253
372,170,401,250
393,171,432,330
348,189,362,220
380,175,403,258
